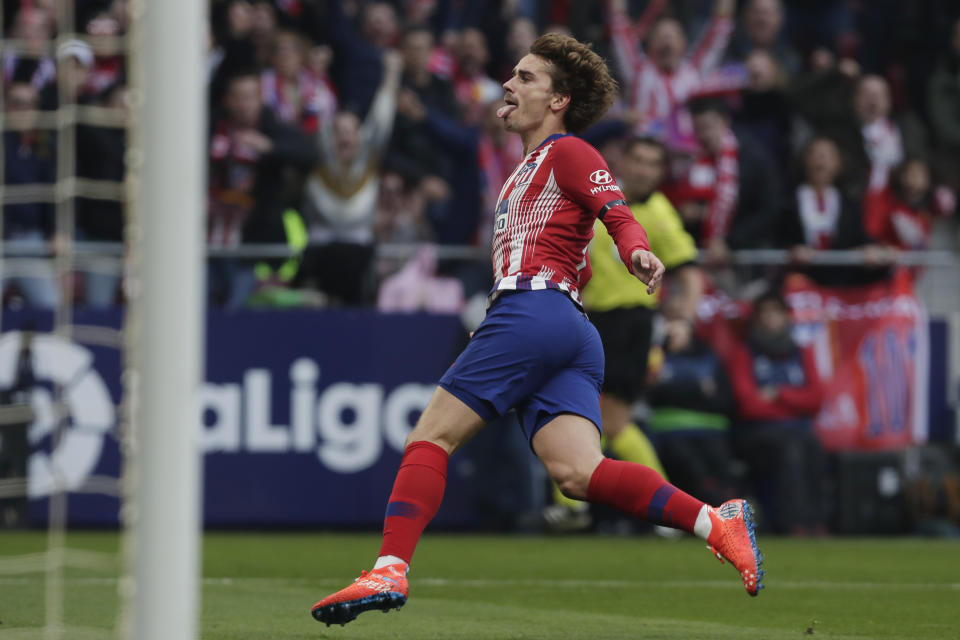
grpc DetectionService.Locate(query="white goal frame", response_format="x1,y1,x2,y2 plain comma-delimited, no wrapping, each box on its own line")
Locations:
123,0,206,638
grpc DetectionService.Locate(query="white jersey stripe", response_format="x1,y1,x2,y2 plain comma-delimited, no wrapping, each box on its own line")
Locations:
522,170,562,268
505,143,553,275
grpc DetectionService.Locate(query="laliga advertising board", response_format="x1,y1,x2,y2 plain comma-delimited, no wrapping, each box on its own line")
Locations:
0,309,483,527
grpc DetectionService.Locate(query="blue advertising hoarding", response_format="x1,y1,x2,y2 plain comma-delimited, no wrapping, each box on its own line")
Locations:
0,309,538,528
0,308,950,528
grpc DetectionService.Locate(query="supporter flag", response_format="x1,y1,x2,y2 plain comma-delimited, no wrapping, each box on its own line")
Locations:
785,270,928,450
698,269,928,451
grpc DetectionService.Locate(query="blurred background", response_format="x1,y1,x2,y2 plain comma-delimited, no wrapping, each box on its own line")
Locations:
1,0,960,541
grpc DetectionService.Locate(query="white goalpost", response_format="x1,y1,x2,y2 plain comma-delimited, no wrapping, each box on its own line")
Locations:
0,0,204,637
122,0,206,638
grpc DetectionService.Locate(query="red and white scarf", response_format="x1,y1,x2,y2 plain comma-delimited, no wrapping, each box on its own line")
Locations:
796,184,841,249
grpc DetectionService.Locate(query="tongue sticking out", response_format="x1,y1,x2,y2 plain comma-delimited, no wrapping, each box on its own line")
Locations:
497,104,516,119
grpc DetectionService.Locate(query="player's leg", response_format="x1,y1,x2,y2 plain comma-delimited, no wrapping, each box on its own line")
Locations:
526,313,764,596
545,306,664,527
378,387,486,565
311,387,484,626
313,291,560,625
532,413,764,595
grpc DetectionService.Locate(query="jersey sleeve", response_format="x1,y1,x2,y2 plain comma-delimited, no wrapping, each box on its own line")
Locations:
552,137,651,271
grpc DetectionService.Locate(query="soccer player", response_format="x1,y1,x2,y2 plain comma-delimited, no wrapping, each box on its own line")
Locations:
311,34,764,627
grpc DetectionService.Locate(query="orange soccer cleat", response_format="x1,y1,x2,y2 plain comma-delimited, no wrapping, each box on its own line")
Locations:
706,499,765,596
311,563,409,626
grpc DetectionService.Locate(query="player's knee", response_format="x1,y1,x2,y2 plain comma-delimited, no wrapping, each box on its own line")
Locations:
404,431,457,455
550,465,591,500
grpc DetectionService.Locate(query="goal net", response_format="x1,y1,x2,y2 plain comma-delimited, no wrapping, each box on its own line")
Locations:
0,1,205,638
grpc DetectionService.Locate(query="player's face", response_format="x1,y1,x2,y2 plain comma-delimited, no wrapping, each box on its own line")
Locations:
622,143,666,198
499,54,560,134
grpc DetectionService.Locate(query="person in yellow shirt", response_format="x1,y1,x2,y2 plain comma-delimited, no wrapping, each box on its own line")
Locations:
544,135,703,530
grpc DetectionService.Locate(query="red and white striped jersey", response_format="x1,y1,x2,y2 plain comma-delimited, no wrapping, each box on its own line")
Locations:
489,134,651,306
609,10,733,121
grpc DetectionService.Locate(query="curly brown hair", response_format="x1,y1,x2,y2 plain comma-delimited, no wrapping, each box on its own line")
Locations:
529,33,619,134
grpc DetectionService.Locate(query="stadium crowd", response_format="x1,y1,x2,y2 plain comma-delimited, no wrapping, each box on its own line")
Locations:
4,0,960,533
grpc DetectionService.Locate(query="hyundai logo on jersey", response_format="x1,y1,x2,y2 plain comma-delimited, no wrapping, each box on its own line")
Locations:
590,169,613,185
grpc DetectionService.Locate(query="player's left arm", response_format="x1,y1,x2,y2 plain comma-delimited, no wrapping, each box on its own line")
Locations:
553,138,665,293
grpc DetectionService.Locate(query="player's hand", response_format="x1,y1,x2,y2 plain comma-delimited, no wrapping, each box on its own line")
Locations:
630,249,665,294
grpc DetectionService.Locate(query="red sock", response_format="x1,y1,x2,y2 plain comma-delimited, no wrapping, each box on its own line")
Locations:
586,458,705,533
378,440,448,563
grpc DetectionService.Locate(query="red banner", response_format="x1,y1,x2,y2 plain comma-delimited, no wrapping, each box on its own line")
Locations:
698,269,928,451
784,271,928,451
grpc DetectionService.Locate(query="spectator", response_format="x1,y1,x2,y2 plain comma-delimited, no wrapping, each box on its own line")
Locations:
725,290,827,534
648,306,738,509
666,96,778,265
3,5,56,98
324,0,398,117
374,172,429,246
498,16,537,82
733,50,793,174
607,0,735,131
260,30,337,134
55,39,97,104
796,66,927,196
75,81,127,308
725,0,800,76
2,81,58,309
83,0,128,97
850,75,928,191
298,51,402,305
248,0,279,69
209,1,259,103
207,70,318,308
386,25,459,199
778,136,895,287
450,28,502,125
927,17,960,192
863,157,939,252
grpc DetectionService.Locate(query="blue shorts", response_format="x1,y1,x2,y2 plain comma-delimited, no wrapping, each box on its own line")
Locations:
438,289,604,443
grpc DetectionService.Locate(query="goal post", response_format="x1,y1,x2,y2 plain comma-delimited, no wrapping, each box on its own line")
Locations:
124,0,207,638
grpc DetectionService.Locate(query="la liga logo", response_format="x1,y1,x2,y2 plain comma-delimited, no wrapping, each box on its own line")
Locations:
0,332,115,498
